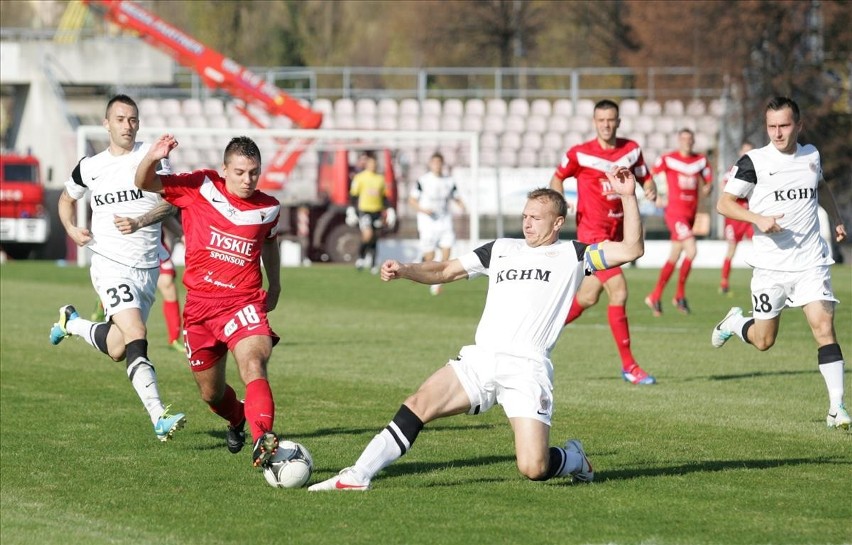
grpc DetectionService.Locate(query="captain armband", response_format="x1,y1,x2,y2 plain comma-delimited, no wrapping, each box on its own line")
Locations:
584,243,609,273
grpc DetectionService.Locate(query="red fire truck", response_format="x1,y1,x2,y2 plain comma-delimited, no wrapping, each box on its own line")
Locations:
0,152,50,259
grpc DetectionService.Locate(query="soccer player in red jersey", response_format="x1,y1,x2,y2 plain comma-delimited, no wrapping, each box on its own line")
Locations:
135,134,283,468
644,128,713,316
719,142,755,295
549,99,658,385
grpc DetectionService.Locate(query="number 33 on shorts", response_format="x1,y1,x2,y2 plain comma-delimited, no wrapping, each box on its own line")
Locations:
224,304,262,337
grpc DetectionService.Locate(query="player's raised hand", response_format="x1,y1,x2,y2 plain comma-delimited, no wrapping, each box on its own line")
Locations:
150,134,179,160
834,223,846,243
381,259,403,281
605,166,637,196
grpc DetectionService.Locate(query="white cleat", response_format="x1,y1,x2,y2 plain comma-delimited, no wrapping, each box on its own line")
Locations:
565,439,594,483
711,306,743,348
308,467,371,491
826,404,851,430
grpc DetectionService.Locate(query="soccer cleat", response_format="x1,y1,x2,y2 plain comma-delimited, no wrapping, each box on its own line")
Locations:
711,306,743,348
252,432,279,468
354,258,364,271
718,284,730,296
49,305,79,345
622,363,656,385
226,419,247,454
673,298,691,315
154,406,186,442
307,467,371,491
168,339,185,353
826,404,851,430
644,295,662,317
564,439,594,483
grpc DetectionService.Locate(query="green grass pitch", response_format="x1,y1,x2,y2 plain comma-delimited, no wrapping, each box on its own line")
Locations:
1,260,849,545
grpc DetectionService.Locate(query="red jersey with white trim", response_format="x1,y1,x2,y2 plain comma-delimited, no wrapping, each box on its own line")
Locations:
651,152,712,219
160,169,280,297
553,138,649,243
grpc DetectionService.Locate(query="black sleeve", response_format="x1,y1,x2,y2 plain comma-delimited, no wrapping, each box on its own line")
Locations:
732,154,757,185
71,159,87,188
572,240,588,261
473,241,495,269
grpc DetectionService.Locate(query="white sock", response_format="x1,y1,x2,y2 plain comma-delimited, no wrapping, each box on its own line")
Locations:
126,357,165,424
67,316,100,346
731,315,752,343
818,360,845,410
353,428,406,481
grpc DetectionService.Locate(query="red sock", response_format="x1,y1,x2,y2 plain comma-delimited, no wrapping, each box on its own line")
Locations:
675,258,693,300
208,384,245,428
245,378,275,442
651,261,676,300
564,298,585,325
608,305,635,370
721,258,732,288
163,300,181,343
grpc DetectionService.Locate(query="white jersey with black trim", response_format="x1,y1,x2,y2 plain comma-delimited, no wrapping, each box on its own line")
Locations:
411,171,459,220
64,142,164,269
724,142,832,271
458,238,590,358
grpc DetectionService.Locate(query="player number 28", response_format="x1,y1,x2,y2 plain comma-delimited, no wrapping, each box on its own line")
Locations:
105,284,134,308
752,293,773,313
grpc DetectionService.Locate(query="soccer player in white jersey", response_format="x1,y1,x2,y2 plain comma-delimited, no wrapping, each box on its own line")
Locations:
49,94,186,441
712,96,849,430
309,166,645,491
409,152,466,295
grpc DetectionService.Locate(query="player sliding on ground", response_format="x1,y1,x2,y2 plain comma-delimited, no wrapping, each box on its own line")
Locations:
310,167,645,491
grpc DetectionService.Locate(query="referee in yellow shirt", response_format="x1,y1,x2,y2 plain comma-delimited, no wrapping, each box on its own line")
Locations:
347,152,397,272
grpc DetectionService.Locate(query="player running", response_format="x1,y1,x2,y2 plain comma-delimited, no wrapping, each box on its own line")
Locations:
310,167,644,491
49,94,186,441
549,99,658,385
644,128,713,316
346,151,396,273
136,134,285,466
712,97,849,430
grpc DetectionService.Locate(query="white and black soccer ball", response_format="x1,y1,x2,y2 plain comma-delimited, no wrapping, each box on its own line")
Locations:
262,440,313,489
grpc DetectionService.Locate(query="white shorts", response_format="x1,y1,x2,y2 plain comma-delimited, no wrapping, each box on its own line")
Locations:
90,253,159,322
750,266,838,320
417,214,455,254
449,345,555,426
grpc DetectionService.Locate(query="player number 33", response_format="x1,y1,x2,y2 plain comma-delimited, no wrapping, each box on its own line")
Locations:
224,304,261,337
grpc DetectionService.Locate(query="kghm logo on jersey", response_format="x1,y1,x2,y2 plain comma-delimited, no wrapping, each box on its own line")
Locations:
495,268,551,283
93,188,144,206
773,187,816,201
207,227,254,266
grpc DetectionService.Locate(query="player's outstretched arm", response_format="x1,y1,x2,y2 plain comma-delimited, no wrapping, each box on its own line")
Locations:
114,199,177,234
597,167,644,267
135,134,179,193
381,258,468,284
817,180,847,243
718,193,783,234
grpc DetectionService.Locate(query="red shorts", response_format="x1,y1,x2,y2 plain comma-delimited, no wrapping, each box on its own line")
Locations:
182,291,279,372
724,219,753,243
159,257,176,277
664,214,696,241
576,222,624,283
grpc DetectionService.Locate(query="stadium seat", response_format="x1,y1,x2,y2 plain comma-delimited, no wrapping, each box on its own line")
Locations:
508,98,529,117
270,115,294,129
697,115,719,135
441,116,462,132
145,115,167,129
479,149,499,167
355,98,377,118
641,100,662,116
312,98,334,116
398,115,419,131
422,99,442,117
530,99,552,117
564,132,584,148
618,116,634,134
334,98,355,117
377,98,398,117
695,132,713,152
181,99,203,116
633,115,655,135
483,115,505,134
518,149,538,167
443,98,464,117
139,98,159,118
420,115,441,132
521,132,542,151
357,114,377,130
547,116,570,134
685,99,706,117
663,100,684,117
709,99,725,116
335,114,357,129
567,116,592,134
202,98,225,116
167,115,187,129
480,132,499,151
505,115,526,134
465,98,486,117
543,132,564,152
187,114,208,128
377,114,397,130
655,115,677,135
158,98,181,117
575,99,595,117
553,99,573,117
646,132,667,152
526,115,547,135
538,149,560,168
462,115,483,132
486,98,507,117
500,132,521,150
620,99,641,117
498,149,518,167
399,98,420,117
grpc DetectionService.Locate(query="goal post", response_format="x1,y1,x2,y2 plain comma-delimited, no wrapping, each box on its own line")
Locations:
74,125,480,267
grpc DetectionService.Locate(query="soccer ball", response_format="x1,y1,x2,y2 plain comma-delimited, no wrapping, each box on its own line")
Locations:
262,440,313,489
